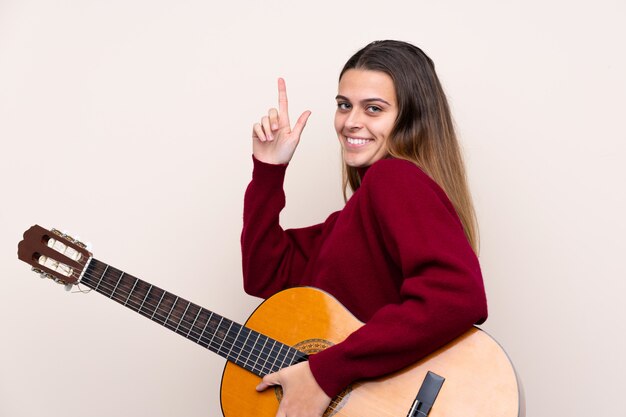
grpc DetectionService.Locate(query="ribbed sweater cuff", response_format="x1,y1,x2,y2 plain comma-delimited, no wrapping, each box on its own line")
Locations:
251,155,288,181
307,345,354,398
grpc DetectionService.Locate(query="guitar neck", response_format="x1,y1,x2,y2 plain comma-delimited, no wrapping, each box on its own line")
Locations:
80,258,307,377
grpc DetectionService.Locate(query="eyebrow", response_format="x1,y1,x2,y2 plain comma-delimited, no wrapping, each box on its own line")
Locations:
335,94,392,106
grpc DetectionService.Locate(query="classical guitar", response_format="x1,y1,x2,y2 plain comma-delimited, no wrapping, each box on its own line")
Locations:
18,225,524,417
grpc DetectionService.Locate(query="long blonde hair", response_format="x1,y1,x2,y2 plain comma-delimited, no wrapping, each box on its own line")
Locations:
340,40,479,253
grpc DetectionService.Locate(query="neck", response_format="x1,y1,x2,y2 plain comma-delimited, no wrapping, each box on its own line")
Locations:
78,258,307,377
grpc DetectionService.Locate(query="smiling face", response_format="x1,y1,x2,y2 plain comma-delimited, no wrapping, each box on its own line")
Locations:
335,69,398,168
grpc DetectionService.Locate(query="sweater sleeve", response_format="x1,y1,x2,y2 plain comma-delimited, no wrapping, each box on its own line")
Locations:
241,156,331,298
308,159,488,397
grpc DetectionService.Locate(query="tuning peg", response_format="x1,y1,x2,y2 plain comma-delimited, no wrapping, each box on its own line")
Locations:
74,238,88,249
64,283,73,291
57,230,75,242
31,267,47,279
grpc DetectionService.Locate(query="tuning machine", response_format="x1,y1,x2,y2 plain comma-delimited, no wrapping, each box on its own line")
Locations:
31,266,73,288
31,267,52,279
51,228,87,248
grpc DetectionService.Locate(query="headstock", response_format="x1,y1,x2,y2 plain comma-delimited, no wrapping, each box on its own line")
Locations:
17,225,92,287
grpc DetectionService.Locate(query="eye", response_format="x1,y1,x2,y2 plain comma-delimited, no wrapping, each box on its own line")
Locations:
366,105,382,113
337,102,352,111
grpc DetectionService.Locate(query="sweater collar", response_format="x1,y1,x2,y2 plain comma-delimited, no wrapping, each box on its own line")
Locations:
356,156,394,179
357,166,370,179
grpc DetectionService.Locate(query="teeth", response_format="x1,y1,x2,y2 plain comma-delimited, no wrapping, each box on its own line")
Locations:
347,137,371,145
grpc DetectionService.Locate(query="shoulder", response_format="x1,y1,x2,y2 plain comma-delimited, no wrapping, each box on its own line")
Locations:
361,158,450,204
357,159,464,234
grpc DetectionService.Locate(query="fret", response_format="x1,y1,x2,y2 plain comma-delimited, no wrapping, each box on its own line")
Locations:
164,296,179,323
217,321,235,357
239,330,260,370
109,272,125,299
261,339,278,375
123,277,139,307
281,346,293,369
142,286,161,319
253,335,270,374
284,347,297,367
196,311,214,345
226,323,244,360
248,333,264,375
136,282,154,317
277,344,292,372
206,315,224,351
76,257,93,283
196,312,214,349
185,307,202,338
274,345,287,373
221,322,242,360
232,327,251,366
277,343,290,372
230,324,246,360
98,267,117,298
150,290,167,320
171,299,189,330
158,292,178,326
93,265,109,292
268,342,284,375
79,262,95,287
174,301,191,333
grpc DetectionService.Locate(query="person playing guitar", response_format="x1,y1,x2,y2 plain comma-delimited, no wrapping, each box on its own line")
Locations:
243,40,488,417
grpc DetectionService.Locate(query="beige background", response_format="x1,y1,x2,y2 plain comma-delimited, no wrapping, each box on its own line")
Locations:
1,0,624,416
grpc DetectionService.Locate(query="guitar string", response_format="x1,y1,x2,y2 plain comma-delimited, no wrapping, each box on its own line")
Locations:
75,267,294,377
76,263,332,380
71,267,398,417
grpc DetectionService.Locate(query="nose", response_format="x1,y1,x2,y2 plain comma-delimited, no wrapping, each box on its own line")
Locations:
345,110,363,130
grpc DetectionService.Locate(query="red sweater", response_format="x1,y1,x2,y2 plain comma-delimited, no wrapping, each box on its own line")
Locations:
241,156,487,397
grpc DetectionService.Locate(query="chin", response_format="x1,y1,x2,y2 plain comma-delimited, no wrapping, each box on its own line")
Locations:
344,159,369,168
343,153,380,168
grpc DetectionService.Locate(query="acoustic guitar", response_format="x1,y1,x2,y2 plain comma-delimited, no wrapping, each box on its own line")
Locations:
17,225,524,417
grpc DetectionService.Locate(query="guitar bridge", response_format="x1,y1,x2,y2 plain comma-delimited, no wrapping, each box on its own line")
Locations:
407,371,445,417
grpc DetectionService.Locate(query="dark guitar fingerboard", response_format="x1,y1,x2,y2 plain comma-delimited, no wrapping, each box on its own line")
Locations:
80,259,308,376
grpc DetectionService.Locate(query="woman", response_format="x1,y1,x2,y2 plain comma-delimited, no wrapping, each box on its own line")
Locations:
242,40,487,417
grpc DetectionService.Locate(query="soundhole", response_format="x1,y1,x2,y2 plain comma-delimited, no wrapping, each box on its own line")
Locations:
274,339,352,417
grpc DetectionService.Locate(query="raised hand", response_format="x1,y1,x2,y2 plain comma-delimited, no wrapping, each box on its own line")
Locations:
252,78,311,165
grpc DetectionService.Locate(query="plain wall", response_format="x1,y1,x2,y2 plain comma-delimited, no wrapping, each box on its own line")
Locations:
1,0,624,416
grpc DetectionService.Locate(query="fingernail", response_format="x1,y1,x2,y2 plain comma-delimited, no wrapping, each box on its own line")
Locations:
271,124,278,130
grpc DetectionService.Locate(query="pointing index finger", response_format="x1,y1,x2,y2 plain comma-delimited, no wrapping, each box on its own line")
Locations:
277,77,290,128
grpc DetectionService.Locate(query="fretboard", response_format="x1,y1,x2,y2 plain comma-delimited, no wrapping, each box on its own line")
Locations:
79,258,307,377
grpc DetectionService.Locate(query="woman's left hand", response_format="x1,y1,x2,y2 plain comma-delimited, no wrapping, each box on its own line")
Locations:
256,361,332,417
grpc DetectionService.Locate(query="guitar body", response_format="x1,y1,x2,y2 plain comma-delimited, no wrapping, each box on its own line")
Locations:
220,287,523,417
